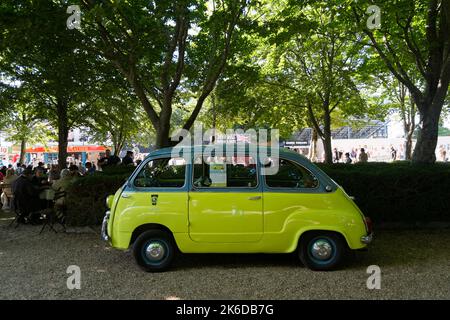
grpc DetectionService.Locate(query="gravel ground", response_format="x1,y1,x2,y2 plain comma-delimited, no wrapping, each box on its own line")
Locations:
1,211,449,300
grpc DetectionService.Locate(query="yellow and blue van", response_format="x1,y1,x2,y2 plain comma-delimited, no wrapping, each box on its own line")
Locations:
102,145,372,272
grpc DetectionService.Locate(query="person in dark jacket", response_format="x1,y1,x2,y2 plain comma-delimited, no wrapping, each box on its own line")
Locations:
11,169,41,223
122,151,134,166
36,162,48,174
31,167,49,187
98,149,121,169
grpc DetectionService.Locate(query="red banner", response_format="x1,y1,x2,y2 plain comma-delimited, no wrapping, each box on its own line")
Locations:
25,145,107,153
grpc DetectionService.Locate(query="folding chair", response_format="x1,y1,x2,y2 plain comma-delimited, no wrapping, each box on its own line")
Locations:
40,191,66,234
53,190,67,232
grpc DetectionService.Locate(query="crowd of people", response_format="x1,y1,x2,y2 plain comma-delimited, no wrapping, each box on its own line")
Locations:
331,147,371,164
332,144,449,163
0,149,139,224
330,145,407,163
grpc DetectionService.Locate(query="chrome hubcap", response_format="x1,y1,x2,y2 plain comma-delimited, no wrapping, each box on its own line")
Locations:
310,239,333,260
145,242,165,261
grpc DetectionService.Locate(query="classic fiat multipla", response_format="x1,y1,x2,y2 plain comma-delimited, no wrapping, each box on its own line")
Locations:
102,145,373,272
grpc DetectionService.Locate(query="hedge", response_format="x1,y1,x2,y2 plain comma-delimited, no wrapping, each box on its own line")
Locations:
64,162,450,226
317,162,450,224
65,169,134,226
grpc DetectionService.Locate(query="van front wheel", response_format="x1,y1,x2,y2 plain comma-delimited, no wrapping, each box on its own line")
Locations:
299,232,345,271
133,230,175,272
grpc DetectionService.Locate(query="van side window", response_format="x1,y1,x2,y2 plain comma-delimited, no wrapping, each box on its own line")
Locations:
134,157,186,188
193,155,257,188
265,158,318,189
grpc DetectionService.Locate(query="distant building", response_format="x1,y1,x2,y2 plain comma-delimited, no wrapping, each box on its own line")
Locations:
284,121,450,162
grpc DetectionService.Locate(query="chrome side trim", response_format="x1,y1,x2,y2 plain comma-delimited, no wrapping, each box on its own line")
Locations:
101,211,110,241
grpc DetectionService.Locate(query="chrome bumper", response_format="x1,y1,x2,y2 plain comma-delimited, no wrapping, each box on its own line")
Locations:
101,211,110,241
361,233,373,245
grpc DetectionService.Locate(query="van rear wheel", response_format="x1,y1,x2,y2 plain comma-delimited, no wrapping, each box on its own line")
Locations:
299,232,345,271
133,230,175,272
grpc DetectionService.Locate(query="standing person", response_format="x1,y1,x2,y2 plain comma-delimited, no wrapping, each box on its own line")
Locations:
344,152,352,164
85,162,96,175
98,149,121,169
15,162,24,175
351,148,357,160
78,163,86,175
69,164,82,177
390,146,397,161
122,151,134,166
333,148,340,163
36,162,47,174
48,164,60,183
439,146,447,162
358,148,369,163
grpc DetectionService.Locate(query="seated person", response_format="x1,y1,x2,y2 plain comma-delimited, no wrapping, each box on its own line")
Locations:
11,169,41,223
31,167,51,211
31,167,50,187
1,169,18,210
52,169,73,207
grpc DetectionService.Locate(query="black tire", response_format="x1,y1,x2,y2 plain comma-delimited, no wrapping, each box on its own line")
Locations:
298,232,346,271
133,230,176,272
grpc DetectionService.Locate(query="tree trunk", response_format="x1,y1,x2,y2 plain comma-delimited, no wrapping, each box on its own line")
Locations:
116,140,125,157
403,93,416,161
19,138,26,164
211,91,217,144
361,0,450,164
405,131,414,161
112,136,123,157
114,128,124,156
322,136,333,165
308,128,318,162
404,109,415,161
155,98,174,149
412,104,441,163
57,99,69,170
322,112,333,164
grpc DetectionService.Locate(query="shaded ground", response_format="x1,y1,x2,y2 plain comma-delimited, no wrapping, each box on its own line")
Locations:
0,210,449,299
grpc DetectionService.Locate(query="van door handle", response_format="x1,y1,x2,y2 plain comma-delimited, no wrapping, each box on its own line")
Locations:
248,196,261,200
